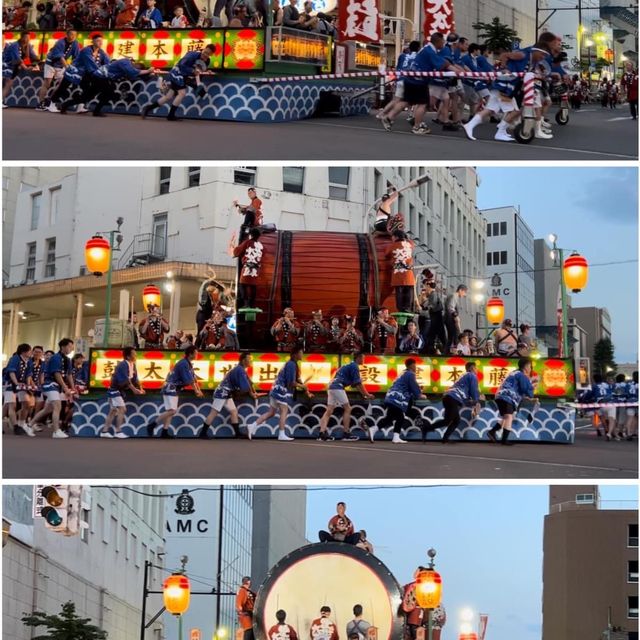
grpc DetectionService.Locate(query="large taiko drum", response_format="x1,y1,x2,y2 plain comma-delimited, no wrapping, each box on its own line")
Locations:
253,542,404,640
243,230,402,349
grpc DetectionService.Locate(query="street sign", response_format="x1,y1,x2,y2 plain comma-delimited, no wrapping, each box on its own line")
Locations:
190,629,201,640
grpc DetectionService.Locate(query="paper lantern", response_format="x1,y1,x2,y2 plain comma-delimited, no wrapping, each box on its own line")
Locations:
485,297,505,325
414,569,442,609
143,284,162,310
85,235,111,276
163,574,190,615
563,252,588,293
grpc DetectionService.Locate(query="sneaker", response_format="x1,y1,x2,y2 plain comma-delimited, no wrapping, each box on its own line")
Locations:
343,433,359,442
494,130,515,142
2,104,8,109
114,431,129,439
100,431,114,438
316,431,335,442
76,104,89,114
462,122,477,140
13,425,27,436
534,126,553,139
198,425,210,439
32,424,44,432
52,429,69,439
22,424,36,437
160,429,173,439
35,102,48,111
368,425,379,443
381,116,393,131
146,420,157,437
47,103,60,113
412,124,431,135
247,423,257,441
392,433,407,444
487,428,498,443
278,432,294,441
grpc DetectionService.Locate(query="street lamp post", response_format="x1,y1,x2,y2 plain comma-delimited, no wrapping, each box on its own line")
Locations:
85,218,124,348
415,548,442,640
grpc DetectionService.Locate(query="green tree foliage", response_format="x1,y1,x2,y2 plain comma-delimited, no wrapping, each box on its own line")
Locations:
472,17,520,53
22,601,108,640
593,337,616,375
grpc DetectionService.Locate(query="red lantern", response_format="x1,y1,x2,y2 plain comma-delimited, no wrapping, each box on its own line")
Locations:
142,284,162,310
563,252,588,293
485,297,504,325
163,574,190,615
85,235,111,276
414,569,442,608
459,635,478,640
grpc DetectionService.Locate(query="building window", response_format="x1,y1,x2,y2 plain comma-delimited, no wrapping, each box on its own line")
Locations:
97,505,106,543
492,251,500,265
234,166,256,185
25,242,36,281
575,493,595,504
152,213,167,258
44,238,56,278
487,252,492,266
500,221,507,235
500,250,507,264
492,222,499,236
122,525,129,558
486,221,492,236
50,187,61,226
80,508,90,543
283,167,304,193
629,560,639,583
188,167,200,188
629,596,639,619
328,167,350,200
132,533,139,567
30,193,42,230
159,167,171,194
629,524,639,547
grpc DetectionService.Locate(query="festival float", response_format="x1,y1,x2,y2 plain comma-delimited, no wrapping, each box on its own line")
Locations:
72,215,578,442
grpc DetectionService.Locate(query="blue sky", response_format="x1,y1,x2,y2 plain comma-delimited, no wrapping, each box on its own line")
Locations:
306,484,638,640
476,167,638,364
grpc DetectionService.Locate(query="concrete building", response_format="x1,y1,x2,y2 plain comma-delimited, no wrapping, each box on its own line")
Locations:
164,485,307,640
2,166,486,354
481,206,536,333
570,306,613,362
2,485,166,640
542,485,638,640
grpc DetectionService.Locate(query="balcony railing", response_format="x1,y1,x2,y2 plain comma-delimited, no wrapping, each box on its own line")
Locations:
117,233,167,270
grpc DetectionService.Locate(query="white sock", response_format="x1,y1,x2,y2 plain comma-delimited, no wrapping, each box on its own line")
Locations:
467,114,483,131
498,119,508,131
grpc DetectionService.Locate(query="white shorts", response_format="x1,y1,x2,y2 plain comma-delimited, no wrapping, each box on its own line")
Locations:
163,395,179,411
487,90,518,114
44,389,62,403
212,397,236,413
394,80,404,99
327,389,349,407
626,407,638,417
108,395,126,409
269,396,289,410
533,88,543,108
428,84,448,101
17,390,34,403
3,390,16,404
599,407,616,420
462,84,479,105
43,64,64,80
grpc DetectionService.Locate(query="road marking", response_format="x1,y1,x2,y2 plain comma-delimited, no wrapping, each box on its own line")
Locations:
606,116,633,122
262,440,634,473
291,120,638,159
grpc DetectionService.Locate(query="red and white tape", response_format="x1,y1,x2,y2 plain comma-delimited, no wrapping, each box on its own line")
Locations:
561,402,639,409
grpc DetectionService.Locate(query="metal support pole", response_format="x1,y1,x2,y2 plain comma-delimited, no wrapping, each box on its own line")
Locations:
140,560,150,640
103,230,115,347
559,248,569,358
179,614,183,640
427,609,432,640
535,0,539,39
215,485,224,634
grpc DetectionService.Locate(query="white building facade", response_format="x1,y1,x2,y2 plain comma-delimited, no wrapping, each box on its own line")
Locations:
482,206,536,333
2,485,166,640
3,166,486,352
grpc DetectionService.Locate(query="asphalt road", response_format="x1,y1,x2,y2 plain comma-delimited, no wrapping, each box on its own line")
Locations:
2,105,637,161
3,422,636,479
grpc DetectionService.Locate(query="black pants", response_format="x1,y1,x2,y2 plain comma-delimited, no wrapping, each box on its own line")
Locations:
630,100,637,119
425,313,447,353
62,76,100,109
50,77,73,104
395,286,414,313
380,402,407,433
93,78,118,114
239,283,256,309
444,314,457,351
319,530,360,544
425,395,461,440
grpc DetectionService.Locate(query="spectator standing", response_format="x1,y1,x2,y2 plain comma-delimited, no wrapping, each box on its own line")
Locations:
444,284,467,353
346,606,371,640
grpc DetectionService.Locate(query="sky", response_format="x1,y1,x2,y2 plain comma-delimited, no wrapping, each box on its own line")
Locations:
306,484,638,640
476,167,639,364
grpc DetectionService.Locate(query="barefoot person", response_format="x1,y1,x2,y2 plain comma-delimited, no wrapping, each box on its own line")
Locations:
198,351,257,439
248,347,311,441
487,357,538,446
146,346,203,438
100,346,145,438
318,352,374,441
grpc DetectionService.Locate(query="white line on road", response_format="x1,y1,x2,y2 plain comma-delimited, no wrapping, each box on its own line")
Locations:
294,120,637,159
262,440,632,473
606,116,634,122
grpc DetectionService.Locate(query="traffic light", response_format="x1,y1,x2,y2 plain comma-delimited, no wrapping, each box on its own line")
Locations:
40,485,68,532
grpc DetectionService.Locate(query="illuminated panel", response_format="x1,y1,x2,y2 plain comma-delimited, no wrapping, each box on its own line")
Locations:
223,28,265,70
270,29,331,69
354,43,383,69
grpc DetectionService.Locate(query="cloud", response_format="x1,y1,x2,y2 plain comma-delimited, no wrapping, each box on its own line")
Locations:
573,168,638,225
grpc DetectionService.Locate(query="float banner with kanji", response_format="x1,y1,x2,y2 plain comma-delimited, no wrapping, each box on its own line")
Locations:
89,350,339,392
89,350,575,398
4,29,266,71
338,0,381,43
423,0,454,39
356,355,575,397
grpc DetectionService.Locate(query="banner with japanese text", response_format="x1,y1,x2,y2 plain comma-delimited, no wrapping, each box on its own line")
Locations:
89,350,575,398
338,0,381,43
423,0,454,39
